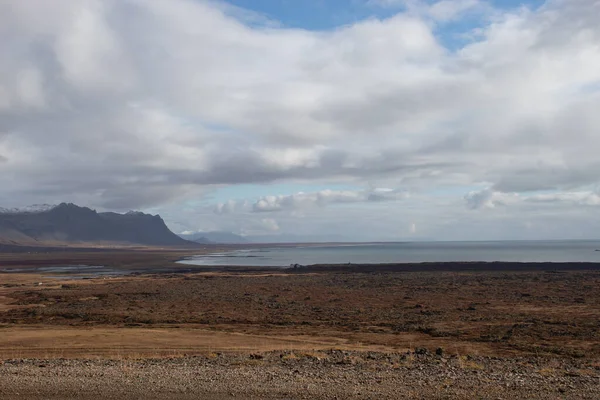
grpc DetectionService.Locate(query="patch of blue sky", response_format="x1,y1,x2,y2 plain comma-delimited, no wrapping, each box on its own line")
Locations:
434,20,483,51
223,0,398,31
488,0,545,11
445,0,547,50
223,0,546,30
222,0,547,52
580,81,600,95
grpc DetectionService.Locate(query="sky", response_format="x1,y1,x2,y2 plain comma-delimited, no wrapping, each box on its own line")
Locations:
1,0,600,241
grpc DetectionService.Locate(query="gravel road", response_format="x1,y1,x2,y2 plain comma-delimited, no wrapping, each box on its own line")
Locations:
1,351,599,399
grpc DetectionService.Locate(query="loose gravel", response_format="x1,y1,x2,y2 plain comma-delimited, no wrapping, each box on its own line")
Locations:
1,351,599,399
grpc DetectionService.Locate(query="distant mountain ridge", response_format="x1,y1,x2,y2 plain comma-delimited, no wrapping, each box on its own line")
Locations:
0,203,196,247
179,231,248,244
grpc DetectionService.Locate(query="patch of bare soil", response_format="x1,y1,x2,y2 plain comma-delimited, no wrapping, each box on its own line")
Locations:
1,267,599,359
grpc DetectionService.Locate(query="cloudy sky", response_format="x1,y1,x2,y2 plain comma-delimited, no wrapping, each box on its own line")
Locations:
1,0,600,241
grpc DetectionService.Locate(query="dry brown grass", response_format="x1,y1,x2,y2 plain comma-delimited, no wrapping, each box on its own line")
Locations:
0,326,395,360
0,248,201,270
538,367,557,376
458,356,485,370
1,265,599,360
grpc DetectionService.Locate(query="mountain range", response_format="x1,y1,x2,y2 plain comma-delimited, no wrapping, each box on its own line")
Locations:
179,231,249,244
0,203,195,247
0,203,364,248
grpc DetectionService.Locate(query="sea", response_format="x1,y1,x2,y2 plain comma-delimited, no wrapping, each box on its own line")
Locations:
178,240,600,267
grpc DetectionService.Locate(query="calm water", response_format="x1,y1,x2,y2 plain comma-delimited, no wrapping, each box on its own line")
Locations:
0,265,132,279
179,240,600,267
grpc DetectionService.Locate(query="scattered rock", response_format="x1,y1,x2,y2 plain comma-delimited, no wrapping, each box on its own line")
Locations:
0,353,597,399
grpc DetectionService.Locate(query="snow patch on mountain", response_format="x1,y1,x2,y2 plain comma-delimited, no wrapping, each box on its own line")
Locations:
0,204,58,214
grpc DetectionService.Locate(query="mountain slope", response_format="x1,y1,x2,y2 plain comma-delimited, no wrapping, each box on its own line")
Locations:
0,203,196,247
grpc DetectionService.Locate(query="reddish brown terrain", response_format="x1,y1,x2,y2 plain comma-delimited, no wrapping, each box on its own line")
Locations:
1,250,599,398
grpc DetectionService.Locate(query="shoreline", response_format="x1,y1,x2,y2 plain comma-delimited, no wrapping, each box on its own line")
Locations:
3,259,600,277
286,261,600,273
179,240,600,268
175,260,600,273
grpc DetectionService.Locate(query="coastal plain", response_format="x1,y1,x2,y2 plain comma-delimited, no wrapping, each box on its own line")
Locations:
1,249,600,398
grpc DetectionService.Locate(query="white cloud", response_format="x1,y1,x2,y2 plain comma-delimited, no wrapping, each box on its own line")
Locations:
370,0,484,22
526,191,600,207
1,0,600,239
260,218,280,232
214,199,249,215
465,188,600,210
215,188,409,214
464,188,519,210
54,0,135,93
14,67,46,109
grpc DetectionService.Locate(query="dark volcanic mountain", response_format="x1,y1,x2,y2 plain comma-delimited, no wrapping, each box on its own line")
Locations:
0,203,195,247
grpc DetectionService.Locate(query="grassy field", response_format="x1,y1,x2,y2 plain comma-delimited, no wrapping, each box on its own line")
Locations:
1,251,599,360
